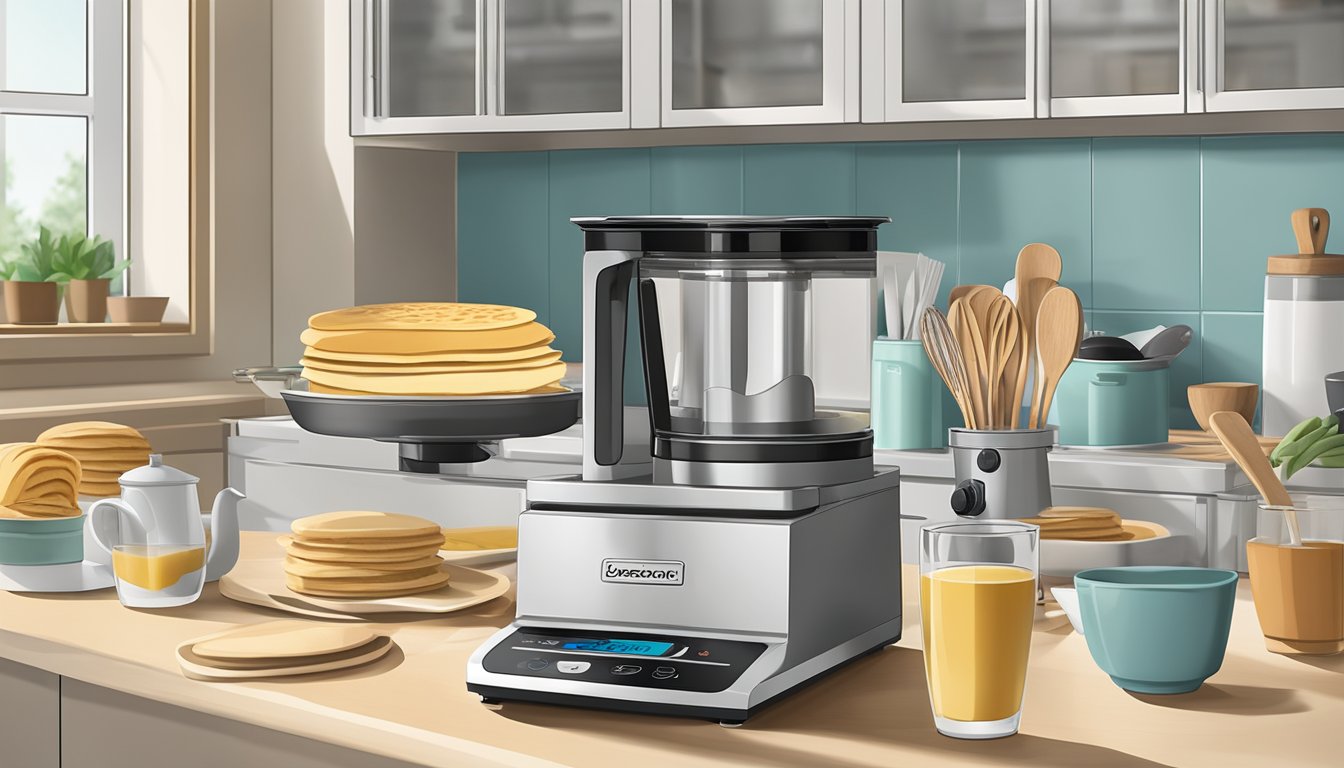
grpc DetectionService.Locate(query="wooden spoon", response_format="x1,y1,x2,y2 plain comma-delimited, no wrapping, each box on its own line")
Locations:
986,297,1019,429
1031,285,1082,429
951,298,990,430
1208,410,1301,546
920,308,975,429
1208,411,1293,507
1004,309,1028,429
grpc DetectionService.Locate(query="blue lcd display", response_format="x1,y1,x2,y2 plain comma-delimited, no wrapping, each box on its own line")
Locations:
561,639,675,656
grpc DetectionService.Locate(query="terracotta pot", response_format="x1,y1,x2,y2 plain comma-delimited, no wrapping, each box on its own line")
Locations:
3,280,60,325
107,296,169,324
64,278,111,323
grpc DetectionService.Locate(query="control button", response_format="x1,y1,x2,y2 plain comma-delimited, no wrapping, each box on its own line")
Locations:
697,650,711,658
950,480,986,517
977,449,1002,473
521,659,550,671
652,666,678,680
538,639,561,646
556,661,591,674
610,664,643,676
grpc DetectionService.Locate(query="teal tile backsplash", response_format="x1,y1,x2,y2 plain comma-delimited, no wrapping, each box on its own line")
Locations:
456,134,1344,425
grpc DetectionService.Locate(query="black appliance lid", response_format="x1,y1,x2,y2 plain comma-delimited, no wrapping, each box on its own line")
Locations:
573,215,889,256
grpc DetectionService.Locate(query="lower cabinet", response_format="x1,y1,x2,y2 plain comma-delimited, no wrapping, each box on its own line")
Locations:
60,679,427,768
0,658,60,768
0,661,425,768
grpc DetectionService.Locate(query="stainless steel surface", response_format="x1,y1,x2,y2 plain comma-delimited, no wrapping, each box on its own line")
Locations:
527,468,898,512
949,428,1053,519
903,0,1027,102
670,0,824,110
1265,274,1344,301
500,0,624,115
466,472,902,717
653,456,874,489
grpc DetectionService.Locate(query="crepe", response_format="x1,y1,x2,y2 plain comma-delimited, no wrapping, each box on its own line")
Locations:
308,302,537,332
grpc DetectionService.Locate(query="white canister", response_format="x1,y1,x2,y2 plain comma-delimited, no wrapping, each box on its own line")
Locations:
1262,275,1344,436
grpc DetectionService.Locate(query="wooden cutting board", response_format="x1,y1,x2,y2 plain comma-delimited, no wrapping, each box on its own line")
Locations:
177,634,394,681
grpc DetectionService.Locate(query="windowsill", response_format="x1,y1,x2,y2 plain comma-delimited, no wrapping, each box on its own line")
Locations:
0,322,189,336
0,322,207,361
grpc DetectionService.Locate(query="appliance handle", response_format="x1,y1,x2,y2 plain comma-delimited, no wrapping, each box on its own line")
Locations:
638,278,673,434
583,250,641,476
1092,372,1128,387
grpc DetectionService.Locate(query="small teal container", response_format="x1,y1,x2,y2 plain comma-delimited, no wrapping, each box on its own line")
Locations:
1056,359,1170,446
871,339,950,450
0,513,86,565
1075,566,1238,695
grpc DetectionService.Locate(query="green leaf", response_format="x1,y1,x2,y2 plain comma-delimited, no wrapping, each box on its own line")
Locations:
100,258,131,280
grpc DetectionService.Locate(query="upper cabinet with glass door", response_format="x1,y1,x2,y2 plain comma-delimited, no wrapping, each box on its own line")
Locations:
1046,0,1189,117
350,0,630,135
649,0,861,127
863,0,1038,121
1203,0,1344,112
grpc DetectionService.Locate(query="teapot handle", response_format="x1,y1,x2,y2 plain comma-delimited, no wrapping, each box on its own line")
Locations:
86,498,141,557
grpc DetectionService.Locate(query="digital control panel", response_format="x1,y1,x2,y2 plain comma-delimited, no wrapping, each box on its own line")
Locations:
481,628,768,693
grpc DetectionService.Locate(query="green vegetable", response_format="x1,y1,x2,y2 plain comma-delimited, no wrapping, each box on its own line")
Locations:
1278,422,1337,462
1313,454,1344,469
1271,416,1322,464
1286,433,1344,478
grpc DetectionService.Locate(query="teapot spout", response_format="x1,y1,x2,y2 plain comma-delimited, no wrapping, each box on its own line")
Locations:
205,487,244,582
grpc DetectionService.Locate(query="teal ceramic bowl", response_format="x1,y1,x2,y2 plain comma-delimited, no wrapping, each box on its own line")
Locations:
0,513,85,565
1075,566,1238,694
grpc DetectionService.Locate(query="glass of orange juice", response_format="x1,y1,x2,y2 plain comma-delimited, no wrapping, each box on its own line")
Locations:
920,521,1039,739
112,539,206,609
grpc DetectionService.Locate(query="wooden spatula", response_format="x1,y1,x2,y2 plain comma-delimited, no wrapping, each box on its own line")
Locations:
951,298,990,430
1031,285,1081,429
1208,411,1293,508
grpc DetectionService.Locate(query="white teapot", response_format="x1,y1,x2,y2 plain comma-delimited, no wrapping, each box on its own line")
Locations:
87,455,243,582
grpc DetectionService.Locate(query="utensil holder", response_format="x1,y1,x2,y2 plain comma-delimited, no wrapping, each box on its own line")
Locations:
949,429,1053,520
871,338,950,450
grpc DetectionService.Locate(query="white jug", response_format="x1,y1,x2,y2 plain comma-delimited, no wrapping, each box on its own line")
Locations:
87,455,243,582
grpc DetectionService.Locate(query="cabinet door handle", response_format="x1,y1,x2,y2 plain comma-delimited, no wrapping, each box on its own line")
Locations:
371,0,387,117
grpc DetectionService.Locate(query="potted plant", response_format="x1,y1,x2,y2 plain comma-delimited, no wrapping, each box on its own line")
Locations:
2,229,62,325
49,229,129,323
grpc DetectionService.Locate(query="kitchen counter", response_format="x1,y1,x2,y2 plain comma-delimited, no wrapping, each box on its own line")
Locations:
0,532,1337,767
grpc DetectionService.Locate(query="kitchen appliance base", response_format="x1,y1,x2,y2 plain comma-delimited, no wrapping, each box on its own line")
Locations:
465,471,903,723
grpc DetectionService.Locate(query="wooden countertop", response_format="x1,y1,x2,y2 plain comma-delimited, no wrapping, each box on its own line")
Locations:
0,532,1337,768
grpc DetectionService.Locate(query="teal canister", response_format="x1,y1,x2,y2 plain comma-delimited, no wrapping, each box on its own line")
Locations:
872,338,949,450
1056,358,1170,447
0,513,85,565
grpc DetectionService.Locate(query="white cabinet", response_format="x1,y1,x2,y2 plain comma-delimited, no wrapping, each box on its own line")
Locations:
1202,0,1344,112
351,0,630,135
1046,0,1191,117
642,0,860,127
864,0,1037,121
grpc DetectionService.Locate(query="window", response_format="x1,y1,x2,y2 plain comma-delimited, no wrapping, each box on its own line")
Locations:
0,0,124,293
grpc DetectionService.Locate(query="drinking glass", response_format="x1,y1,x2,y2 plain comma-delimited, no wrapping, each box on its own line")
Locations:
111,509,206,609
920,521,1039,739
1249,496,1344,655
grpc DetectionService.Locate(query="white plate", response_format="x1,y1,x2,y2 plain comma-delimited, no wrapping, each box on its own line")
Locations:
1039,521,1183,578
219,556,510,616
0,561,115,592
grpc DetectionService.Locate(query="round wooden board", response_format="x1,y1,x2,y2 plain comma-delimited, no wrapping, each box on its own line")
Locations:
176,635,393,680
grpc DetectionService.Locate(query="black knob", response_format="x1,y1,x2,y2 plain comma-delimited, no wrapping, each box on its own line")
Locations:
950,480,987,517
977,449,1002,473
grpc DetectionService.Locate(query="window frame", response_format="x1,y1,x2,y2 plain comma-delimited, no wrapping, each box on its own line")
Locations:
0,0,209,360
0,0,125,281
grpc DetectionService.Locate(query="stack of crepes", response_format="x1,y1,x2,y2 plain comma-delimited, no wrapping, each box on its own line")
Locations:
0,443,82,518
299,302,567,396
1019,507,1133,542
284,511,451,598
36,422,152,498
